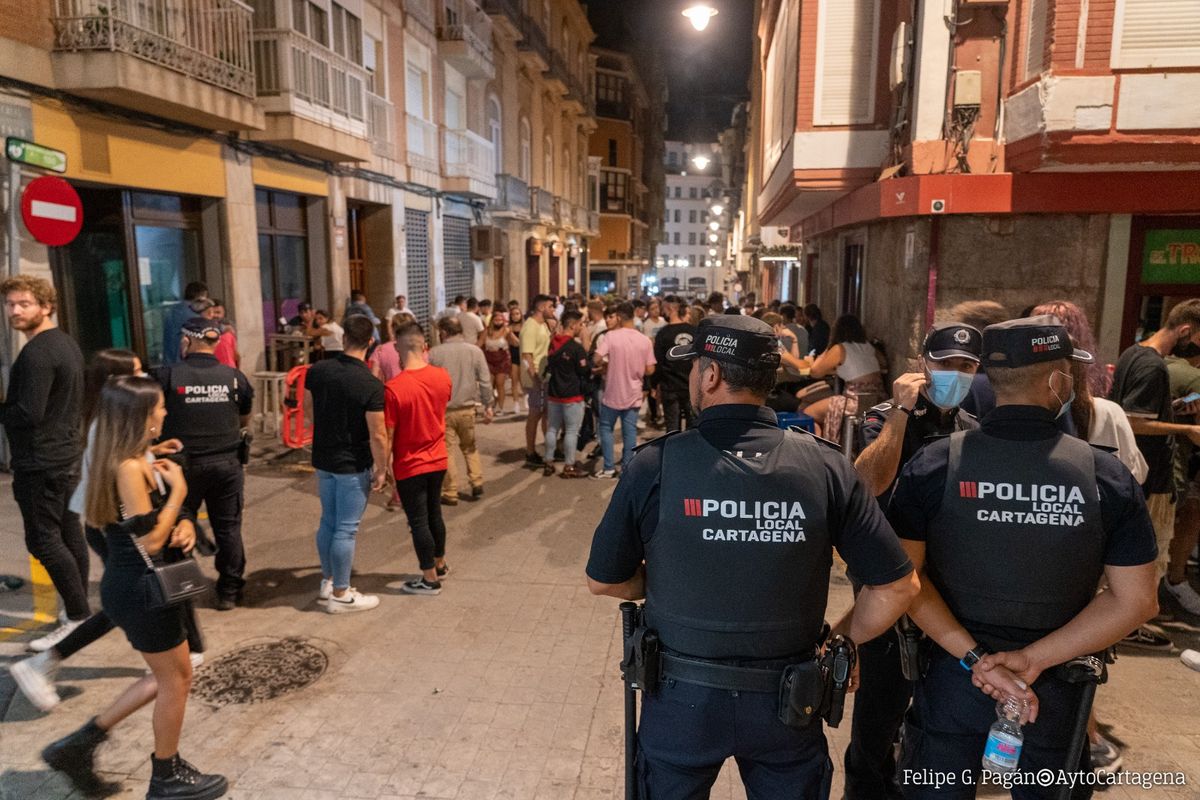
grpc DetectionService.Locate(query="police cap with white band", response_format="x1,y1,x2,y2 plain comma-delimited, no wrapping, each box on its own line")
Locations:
667,315,782,370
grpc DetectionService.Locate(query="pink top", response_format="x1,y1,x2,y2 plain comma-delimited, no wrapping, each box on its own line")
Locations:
596,326,656,411
371,341,402,382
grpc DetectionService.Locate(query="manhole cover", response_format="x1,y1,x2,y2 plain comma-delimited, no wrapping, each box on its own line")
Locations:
192,637,327,707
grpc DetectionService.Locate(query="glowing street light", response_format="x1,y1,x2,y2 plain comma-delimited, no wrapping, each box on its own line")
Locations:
710,204,724,216
708,233,719,243
709,221,720,231
691,155,710,171
708,248,718,257
682,4,718,31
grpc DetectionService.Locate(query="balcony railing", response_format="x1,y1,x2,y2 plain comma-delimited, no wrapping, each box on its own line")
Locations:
587,210,600,232
490,174,531,215
367,92,393,157
254,29,366,121
531,187,556,223
51,0,255,97
437,0,492,53
405,0,436,31
406,114,439,173
443,128,496,184
479,0,591,112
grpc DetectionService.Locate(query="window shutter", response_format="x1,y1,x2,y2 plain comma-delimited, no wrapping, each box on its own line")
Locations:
814,0,880,126
1023,0,1050,80
1112,0,1200,69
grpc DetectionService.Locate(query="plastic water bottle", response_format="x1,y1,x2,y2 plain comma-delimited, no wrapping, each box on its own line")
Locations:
982,696,1025,773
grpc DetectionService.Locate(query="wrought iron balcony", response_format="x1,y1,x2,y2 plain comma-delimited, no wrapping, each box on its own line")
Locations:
51,0,255,98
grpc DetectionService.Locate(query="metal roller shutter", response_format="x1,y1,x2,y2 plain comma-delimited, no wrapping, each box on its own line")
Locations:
405,209,431,324
443,215,474,302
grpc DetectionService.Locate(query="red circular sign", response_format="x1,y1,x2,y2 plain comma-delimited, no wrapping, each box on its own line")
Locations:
21,176,83,247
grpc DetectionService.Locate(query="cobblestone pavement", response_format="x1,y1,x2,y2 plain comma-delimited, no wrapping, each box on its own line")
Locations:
2,413,1199,799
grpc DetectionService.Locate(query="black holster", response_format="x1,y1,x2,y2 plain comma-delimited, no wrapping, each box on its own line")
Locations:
621,626,661,694
777,661,825,729
818,635,856,728
896,615,928,682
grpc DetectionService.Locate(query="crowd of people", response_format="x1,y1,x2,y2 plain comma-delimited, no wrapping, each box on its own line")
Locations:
3,269,1200,798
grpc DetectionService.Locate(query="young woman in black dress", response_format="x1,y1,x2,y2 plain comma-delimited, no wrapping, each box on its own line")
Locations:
60,376,226,799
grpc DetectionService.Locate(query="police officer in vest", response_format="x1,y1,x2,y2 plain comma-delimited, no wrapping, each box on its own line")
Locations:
586,314,920,798
158,317,254,610
844,322,982,800
888,316,1159,799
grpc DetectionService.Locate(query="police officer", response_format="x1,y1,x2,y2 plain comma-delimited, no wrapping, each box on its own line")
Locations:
586,314,919,798
158,317,254,610
844,322,982,800
888,316,1159,799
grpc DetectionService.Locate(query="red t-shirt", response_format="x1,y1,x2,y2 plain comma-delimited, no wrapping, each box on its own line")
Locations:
384,365,452,480
213,331,238,368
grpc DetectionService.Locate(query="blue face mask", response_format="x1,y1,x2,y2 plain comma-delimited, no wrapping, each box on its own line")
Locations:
927,370,973,409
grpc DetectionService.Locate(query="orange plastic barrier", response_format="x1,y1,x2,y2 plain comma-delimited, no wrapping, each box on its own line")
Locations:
281,365,313,449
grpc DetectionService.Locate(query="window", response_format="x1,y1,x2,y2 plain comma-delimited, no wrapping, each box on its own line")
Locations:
1111,0,1200,68
814,0,879,125
688,210,697,223
689,187,698,199
331,3,362,64
519,117,532,182
688,232,697,245
487,96,503,175
601,170,627,211
673,232,680,245
294,0,328,46
667,150,678,167
445,69,465,131
364,37,383,94
674,186,681,198
608,139,618,166
673,209,680,223
763,0,799,165
406,64,428,118
1023,0,1049,80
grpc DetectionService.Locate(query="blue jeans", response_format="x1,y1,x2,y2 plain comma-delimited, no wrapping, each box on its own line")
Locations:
545,400,585,465
315,469,372,590
599,404,639,471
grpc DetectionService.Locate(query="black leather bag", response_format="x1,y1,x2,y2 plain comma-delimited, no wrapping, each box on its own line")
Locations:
132,536,210,610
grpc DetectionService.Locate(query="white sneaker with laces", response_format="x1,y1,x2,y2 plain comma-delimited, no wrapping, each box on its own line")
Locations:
1182,649,1200,673
28,619,82,653
9,651,61,711
1165,579,1200,616
318,578,333,603
326,588,380,614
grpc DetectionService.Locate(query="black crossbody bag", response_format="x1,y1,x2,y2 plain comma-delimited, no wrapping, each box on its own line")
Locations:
125,471,210,610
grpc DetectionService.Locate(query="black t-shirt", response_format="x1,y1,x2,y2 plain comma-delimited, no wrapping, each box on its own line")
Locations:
1109,344,1174,495
586,403,913,588
652,322,696,395
306,354,385,473
0,328,84,472
807,319,830,355
860,394,978,507
546,337,591,401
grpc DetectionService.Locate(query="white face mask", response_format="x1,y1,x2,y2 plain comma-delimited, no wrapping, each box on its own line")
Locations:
1049,370,1075,418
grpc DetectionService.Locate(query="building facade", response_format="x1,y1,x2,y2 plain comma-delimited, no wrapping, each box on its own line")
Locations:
658,141,731,301
748,0,1200,371
0,0,598,378
586,47,662,299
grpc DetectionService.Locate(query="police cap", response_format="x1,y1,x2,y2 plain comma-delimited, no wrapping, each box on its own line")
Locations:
982,314,1094,368
181,317,222,342
667,315,782,370
923,322,982,363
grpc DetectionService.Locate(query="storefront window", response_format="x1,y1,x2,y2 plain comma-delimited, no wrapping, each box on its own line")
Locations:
135,226,202,367
257,189,311,342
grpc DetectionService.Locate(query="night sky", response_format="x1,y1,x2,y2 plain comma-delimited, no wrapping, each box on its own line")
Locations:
587,0,753,143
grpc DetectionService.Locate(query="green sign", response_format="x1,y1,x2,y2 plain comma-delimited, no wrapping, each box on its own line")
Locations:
1142,229,1200,285
5,137,67,173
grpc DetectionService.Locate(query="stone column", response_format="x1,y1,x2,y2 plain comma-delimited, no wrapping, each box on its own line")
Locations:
220,146,265,374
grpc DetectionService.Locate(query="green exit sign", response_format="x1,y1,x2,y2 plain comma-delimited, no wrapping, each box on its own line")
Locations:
5,137,67,173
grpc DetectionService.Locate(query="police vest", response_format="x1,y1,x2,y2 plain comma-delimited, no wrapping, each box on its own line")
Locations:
648,428,832,660
160,357,244,459
927,430,1104,641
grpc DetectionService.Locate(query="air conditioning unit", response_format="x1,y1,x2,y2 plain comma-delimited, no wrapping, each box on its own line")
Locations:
471,226,501,259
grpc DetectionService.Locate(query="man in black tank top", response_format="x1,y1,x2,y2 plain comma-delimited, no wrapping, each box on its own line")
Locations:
586,315,918,798
888,316,1159,799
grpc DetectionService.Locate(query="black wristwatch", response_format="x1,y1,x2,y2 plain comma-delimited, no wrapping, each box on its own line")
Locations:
960,644,990,672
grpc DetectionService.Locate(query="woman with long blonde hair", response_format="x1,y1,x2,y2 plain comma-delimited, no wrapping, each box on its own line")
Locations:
42,376,227,800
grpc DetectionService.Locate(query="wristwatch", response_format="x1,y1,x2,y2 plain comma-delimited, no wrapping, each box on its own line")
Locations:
960,644,990,671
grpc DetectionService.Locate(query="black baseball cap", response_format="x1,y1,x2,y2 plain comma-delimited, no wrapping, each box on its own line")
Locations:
667,315,782,370
982,315,1094,368
181,317,222,341
923,322,982,363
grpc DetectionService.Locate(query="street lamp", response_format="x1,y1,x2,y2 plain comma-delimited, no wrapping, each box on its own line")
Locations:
682,4,718,31
710,204,724,216
691,155,710,171
708,233,719,243
708,248,718,257
709,221,720,231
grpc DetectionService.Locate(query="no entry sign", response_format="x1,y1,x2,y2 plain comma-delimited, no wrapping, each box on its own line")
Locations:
21,176,83,247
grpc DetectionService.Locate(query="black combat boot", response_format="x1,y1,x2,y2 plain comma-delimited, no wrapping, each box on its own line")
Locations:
41,717,122,797
146,753,228,800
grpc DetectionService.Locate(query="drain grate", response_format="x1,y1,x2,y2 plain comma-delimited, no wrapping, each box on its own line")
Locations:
192,637,327,707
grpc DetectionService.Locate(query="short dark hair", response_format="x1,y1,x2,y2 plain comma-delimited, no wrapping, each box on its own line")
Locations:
184,282,208,301
830,314,867,345
532,294,553,308
698,356,776,398
350,291,366,303
479,299,492,308
437,316,464,338
615,302,635,320
467,297,479,311
394,320,425,347
950,301,1008,330
780,303,798,322
453,295,466,305
1165,299,1200,331
633,299,647,310
562,310,583,327
343,315,376,350
315,309,330,320
803,304,823,322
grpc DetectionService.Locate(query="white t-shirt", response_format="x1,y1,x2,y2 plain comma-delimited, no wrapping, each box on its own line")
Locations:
460,311,485,343
386,307,415,324
837,341,880,382
1089,396,1149,484
321,321,344,352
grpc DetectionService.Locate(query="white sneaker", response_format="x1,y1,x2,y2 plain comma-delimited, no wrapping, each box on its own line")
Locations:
326,588,380,614
1165,579,1200,616
9,651,61,711
28,619,82,653
318,578,333,603
190,652,205,669
1182,649,1200,673
590,469,618,480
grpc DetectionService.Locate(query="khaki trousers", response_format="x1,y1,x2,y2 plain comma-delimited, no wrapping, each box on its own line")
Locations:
443,406,483,499
1147,491,1174,579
